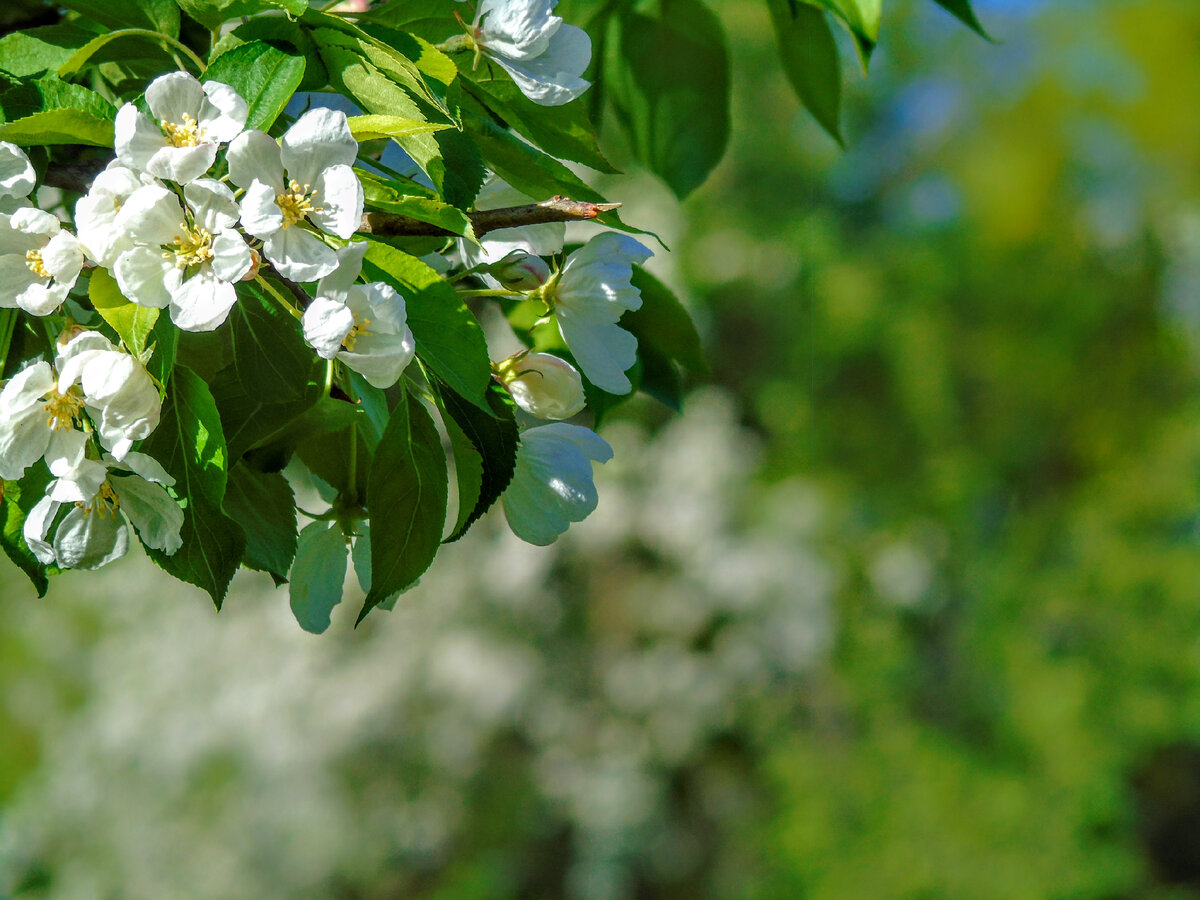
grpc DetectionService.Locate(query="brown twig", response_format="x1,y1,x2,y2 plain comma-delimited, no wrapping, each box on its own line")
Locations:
360,197,622,239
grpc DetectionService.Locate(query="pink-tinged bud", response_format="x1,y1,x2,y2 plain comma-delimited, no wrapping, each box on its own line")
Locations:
497,352,586,420
241,247,262,281
489,251,551,292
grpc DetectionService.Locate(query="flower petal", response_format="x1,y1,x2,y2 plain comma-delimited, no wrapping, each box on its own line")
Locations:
281,108,359,187
171,267,238,331
308,164,363,239
0,141,35,198
262,226,338,282
302,297,355,359
227,129,285,193
145,71,204,122
210,229,253,283
115,246,178,309
198,80,249,142
115,475,183,554
53,503,129,570
184,178,240,232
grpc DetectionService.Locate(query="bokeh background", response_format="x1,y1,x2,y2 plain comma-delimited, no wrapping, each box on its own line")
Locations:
4,0,1200,896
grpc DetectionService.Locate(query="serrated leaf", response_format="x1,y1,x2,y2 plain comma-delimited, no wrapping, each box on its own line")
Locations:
767,0,843,146
602,0,730,198
224,464,297,580
0,25,100,78
347,114,451,141
141,366,246,607
361,240,493,410
210,16,327,92
88,268,158,357
0,78,116,146
359,170,475,236
289,520,348,633
359,391,447,622
230,281,317,402
204,41,305,132
931,0,993,40
435,380,518,542
57,29,176,80
59,0,179,38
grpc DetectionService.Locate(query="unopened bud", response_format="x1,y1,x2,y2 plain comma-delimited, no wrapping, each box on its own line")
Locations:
489,251,551,292
497,352,586,420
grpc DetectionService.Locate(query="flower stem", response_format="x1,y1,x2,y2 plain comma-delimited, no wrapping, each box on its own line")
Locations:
456,289,522,299
255,276,304,321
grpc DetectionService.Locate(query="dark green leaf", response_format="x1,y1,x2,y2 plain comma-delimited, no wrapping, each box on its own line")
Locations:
930,0,993,40
360,392,447,621
435,380,518,542
60,0,179,39
806,0,880,67
767,0,844,146
57,29,176,80
358,169,475,237
224,465,298,580
209,16,327,93
1,465,55,597
145,314,178,385
361,240,493,410
602,0,730,198
0,78,116,146
230,281,317,402
624,267,707,376
141,367,247,607
0,24,100,78
289,520,347,633
204,41,305,132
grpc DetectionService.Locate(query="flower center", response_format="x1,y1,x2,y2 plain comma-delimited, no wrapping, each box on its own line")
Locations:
277,180,321,229
43,388,83,431
165,226,215,269
25,248,49,278
342,314,373,351
79,481,120,519
160,113,205,148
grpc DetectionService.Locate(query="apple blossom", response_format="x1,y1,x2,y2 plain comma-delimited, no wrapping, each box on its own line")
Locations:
497,351,585,419
227,107,364,282
0,207,85,316
542,232,652,395
113,179,252,331
24,450,184,571
74,163,156,268
502,422,612,545
114,71,248,184
0,140,35,211
301,242,416,389
471,0,592,106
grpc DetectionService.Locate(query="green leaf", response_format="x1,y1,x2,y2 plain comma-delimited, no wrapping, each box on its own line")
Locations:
209,16,327,92
346,113,451,141
59,0,179,39
767,0,844,146
146,313,178,385
224,464,297,581
0,24,100,78
230,281,317,402
435,380,518,543
0,78,116,146
1,465,55,597
88,268,158,357
602,0,730,198
358,170,475,237
806,0,881,67
361,240,493,410
624,267,707,376
57,29,177,80
204,41,305,132
930,0,993,40
209,365,323,461
289,520,348,633
141,366,247,607
461,72,616,174
360,392,447,622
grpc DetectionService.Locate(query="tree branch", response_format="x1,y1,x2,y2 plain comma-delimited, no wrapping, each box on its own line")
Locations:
357,197,622,238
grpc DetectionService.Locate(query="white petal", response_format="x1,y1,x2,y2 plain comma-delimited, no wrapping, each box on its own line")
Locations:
40,230,84,284
115,246,178,309
171,268,238,331
0,141,35,198
53,503,129,570
238,179,284,238
490,24,591,106
114,104,169,176
10,207,60,237
281,108,359,187
116,184,187,246
262,227,338,282
556,310,637,395
198,80,249,143
119,450,174,486
145,143,218,184
0,255,44,306
315,241,367,300
115,476,183,554
477,0,560,60
338,326,415,388
184,178,239,232
210,230,252,283
16,281,69,317
227,130,285,193
302,297,355,359
23,496,59,565
308,164,363,239
145,71,204,122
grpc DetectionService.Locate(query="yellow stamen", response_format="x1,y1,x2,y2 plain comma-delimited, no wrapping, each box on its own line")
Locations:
79,481,120,519
342,314,373,351
26,248,49,278
165,226,215,269
276,180,321,228
160,112,204,148
43,389,83,431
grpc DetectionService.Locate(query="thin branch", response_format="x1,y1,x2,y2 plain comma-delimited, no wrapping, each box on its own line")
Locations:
360,197,622,238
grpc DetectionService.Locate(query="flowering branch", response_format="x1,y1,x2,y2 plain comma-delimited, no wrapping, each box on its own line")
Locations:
359,198,623,239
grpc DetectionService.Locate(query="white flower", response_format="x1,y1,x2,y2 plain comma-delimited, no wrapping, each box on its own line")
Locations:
0,140,35,211
0,331,161,480
497,351,585,419
113,179,252,331
227,108,364,282
545,231,651,395
75,163,156,268
114,71,247,184
473,0,592,106
55,330,161,459
24,450,183,571
458,175,564,285
0,208,85,316
301,242,415,388
502,422,612,545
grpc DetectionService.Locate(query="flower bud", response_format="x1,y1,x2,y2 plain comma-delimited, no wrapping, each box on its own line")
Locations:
488,251,551,292
497,352,586,420
241,246,262,281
